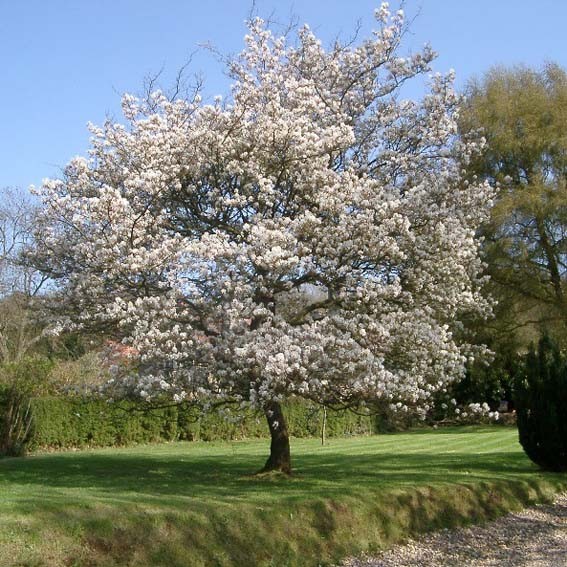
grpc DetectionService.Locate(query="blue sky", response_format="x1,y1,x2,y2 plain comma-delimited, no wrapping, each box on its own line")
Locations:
1,0,566,190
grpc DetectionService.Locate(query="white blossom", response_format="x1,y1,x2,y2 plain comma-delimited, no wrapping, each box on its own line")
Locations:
32,9,493,411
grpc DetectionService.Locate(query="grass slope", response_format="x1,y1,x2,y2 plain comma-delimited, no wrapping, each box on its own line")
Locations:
0,426,565,566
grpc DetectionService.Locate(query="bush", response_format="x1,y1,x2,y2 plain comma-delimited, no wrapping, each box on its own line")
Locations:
0,357,53,456
21,397,376,451
514,335,567,472
28,398,185,449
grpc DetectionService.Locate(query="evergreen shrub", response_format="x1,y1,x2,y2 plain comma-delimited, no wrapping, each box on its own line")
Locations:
515,335,567,472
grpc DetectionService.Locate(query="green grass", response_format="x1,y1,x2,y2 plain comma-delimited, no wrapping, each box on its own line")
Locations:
0,426,565,566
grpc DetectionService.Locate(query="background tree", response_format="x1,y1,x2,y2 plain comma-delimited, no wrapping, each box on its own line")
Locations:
32,5,492,474
0,187,52,455
460,64,567,347
0,186,56,364
0,187,47,300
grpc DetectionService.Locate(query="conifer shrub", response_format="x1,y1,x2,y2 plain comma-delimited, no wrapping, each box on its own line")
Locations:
514,335,567,472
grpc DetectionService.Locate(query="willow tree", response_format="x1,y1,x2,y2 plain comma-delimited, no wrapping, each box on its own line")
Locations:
460,64,567,343
33,5,492,473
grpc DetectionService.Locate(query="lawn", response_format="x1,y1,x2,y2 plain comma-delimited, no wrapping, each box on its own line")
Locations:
0,426,565,566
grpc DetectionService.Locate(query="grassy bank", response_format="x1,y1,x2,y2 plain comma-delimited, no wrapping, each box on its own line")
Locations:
0,426,565,566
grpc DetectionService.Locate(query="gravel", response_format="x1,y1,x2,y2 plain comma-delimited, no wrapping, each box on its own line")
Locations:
341,492,567,567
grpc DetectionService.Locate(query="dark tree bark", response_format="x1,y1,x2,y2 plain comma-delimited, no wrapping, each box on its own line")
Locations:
535,215,564,305
259,400,292,474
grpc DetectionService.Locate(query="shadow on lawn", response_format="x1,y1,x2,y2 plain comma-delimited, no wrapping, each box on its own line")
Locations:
3,438,565,567
0,446,543,505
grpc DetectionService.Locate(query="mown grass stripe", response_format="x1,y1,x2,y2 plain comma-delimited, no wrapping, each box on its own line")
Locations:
0,425,564,566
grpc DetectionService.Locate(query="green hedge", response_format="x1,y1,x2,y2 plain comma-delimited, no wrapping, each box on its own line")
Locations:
20,397,376,451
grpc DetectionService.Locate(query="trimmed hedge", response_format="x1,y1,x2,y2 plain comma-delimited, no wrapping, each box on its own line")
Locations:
20,397,376,451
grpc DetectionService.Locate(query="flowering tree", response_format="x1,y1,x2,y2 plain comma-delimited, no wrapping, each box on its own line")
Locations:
33,5,493,473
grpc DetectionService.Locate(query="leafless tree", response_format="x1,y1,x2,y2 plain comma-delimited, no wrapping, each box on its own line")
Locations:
0,187,50,455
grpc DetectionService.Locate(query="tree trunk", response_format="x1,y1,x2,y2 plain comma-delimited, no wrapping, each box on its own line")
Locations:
259,400,292,474
535,215,564,305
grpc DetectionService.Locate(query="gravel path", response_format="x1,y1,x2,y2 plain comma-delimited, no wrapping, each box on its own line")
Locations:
341,492,567,567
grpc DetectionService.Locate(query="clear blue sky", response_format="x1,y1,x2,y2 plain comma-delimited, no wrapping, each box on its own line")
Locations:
1,0,566,190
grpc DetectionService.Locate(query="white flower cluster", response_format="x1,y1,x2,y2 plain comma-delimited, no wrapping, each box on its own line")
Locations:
460,402,500,421
33,4,493,411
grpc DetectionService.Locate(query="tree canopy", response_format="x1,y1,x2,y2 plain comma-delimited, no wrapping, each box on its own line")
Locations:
32,5,493,472
460,64,567,345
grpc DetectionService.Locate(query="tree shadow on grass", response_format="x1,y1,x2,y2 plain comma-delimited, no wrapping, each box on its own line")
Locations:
0,446,550,506
2,437,565,567
4,449,563,567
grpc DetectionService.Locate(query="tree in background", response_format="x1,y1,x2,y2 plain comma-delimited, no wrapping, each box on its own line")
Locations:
460,64,567,347
0,187,53,455
32,5,492,473
0,187,56,366
0,187,53,361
